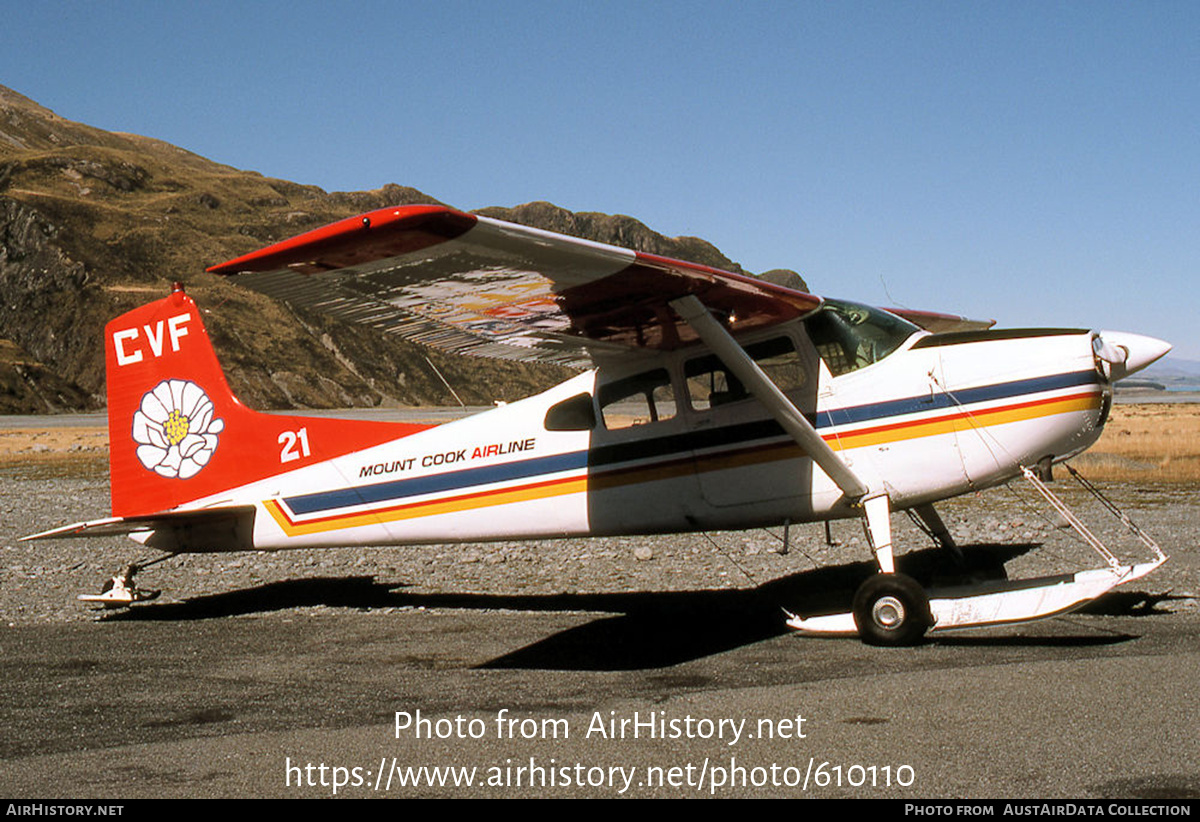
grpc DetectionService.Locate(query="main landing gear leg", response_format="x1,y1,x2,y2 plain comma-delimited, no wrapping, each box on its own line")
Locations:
853,495,932,646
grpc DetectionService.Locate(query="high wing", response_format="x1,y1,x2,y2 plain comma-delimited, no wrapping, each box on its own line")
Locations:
207,205,823,367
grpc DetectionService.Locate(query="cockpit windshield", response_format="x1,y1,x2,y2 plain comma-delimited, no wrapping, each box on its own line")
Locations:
804,298,920,377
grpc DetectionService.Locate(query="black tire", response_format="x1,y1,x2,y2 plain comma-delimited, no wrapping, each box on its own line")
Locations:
852,573,932,646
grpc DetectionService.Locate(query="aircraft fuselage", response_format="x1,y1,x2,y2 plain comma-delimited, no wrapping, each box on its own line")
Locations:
170,311,1108,554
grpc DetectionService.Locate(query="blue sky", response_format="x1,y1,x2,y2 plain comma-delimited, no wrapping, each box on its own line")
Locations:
4,1,1198,358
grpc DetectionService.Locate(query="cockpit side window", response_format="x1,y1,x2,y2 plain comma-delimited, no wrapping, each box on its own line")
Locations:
598,369,677,430
805,299,918,377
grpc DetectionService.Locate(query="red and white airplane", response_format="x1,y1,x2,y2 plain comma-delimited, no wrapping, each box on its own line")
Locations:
27,205,1171,644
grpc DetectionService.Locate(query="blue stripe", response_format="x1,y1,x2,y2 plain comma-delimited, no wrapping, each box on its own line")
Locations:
813,371,1097,427
283,369,1099,517
285,450,588,515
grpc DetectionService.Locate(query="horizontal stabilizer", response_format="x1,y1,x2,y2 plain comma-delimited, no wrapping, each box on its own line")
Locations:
23,506,257,553
23,517,139,541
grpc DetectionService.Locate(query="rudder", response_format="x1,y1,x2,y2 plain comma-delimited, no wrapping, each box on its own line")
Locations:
105,285,428,518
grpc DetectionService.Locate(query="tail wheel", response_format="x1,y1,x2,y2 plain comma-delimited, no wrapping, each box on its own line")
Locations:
852,573,932,646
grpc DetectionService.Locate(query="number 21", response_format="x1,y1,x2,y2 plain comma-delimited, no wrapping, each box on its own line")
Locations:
278,427,311,463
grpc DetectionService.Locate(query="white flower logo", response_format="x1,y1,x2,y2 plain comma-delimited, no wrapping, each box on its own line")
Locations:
132,380,225,479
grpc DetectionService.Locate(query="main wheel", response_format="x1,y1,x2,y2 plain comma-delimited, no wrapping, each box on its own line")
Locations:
852,573,932,646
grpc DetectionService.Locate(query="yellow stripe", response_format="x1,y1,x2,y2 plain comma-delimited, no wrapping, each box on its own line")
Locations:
828,394,1099,451
264,392,1100,537
697,394,1100,474
266,475,589,537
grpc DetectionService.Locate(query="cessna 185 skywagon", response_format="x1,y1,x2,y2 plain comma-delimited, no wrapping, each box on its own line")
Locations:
26,204,1172,644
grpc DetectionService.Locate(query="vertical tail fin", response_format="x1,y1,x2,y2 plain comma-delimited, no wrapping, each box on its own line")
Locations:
105,286,429,517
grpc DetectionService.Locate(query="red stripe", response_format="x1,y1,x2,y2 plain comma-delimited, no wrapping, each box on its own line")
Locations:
273,389,1099,528
825,390,1099,442
274,472,587,528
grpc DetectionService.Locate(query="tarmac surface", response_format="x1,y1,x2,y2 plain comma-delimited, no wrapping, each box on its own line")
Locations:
1,450,1198,798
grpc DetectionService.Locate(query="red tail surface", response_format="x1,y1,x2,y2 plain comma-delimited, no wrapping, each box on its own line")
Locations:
105,287,430,517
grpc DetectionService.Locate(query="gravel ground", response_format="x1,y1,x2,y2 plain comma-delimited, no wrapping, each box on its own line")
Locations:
2,459,1195,627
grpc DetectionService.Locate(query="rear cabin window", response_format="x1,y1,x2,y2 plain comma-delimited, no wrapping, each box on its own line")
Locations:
685,336,806,411
598,369,677,430
544,392,596,431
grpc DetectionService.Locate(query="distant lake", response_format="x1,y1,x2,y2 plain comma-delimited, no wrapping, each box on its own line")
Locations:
1115,389,1200,404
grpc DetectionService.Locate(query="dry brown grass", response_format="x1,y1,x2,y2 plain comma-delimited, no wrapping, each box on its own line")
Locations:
1070,403,1200,483
2,403,1197,484
0,427,108,468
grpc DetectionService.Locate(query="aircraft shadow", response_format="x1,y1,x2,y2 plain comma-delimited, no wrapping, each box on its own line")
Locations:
102,543,1151,669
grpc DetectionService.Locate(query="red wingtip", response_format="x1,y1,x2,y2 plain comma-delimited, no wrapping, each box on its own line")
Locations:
206,205,476,276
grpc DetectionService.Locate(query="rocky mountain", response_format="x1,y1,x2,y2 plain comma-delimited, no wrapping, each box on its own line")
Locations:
1140,358,1200,391
0,85,806,413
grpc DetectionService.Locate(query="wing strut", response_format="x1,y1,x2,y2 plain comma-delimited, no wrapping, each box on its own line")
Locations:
669,295,870,502
672,295,923,640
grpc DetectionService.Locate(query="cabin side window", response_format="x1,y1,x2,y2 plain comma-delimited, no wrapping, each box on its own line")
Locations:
598,369,677,430
804,299,918,377
684,336,806,411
